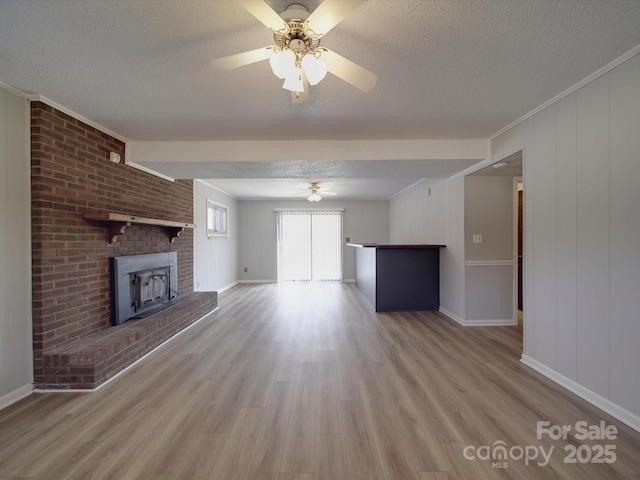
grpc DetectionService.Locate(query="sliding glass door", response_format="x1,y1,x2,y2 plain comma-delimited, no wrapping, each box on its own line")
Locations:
277,210,343,282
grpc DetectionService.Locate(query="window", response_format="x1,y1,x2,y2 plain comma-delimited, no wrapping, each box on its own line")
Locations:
276,209,343,282
207,200,228,238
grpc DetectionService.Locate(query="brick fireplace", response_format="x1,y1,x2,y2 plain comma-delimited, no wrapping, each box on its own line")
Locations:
31,102,217,389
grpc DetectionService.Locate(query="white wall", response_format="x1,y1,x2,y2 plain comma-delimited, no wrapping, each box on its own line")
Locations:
465,176,514,261
193,181,239,292
238,199,389,282
494,51,640,426
0,88,32,407
389,177,467,322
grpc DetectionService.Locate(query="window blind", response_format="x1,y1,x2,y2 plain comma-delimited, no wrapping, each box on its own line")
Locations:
277,210,343,282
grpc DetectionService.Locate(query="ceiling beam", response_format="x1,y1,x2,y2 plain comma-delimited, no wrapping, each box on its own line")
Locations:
129,139,489,165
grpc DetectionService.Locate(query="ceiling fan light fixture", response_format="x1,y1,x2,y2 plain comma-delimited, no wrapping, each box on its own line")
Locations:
212,0,378,102
307,182,323,202
282,68,304,92
301,54,327,86
269,49,296,79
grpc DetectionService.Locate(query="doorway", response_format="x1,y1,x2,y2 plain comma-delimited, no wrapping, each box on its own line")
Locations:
276,209,343,282
467,151,524,327
515,178,524,328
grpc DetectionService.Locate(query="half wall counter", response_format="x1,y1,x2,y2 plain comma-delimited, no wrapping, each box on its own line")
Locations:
348,243,446,312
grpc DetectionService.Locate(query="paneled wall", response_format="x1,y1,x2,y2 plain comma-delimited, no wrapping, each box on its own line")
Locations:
493,52,640,424
0,88,32,405
193,180,238,291
389,177,467,322
389,179,446,244
238,199,389,282
440,176,466,322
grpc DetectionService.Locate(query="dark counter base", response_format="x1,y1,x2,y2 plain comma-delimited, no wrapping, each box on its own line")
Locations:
353,244,443,312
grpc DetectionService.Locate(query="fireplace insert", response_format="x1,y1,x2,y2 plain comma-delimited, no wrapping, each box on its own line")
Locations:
110,252,178,326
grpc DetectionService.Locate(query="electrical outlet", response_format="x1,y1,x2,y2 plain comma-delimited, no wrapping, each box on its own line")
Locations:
244,267,248,272
473,234,483,244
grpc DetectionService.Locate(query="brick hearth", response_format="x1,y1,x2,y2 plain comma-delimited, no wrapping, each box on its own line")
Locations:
40,292,217,389
31,101,213,389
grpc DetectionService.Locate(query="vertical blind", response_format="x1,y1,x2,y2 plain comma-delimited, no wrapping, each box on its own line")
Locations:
277,210,343,282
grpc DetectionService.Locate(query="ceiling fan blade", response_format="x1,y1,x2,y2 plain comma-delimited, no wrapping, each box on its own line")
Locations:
238,0,287,31
320,191,337,195
306,0,366,36
210,47,271,71
321,49,378,92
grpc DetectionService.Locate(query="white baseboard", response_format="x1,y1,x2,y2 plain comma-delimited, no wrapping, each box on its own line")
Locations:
0,384,33,411
521,354,640,433
217,281,238,293
438,308,516,326
237,279,353,284
439,307,465,325
463,318,517,326
238,279,277,284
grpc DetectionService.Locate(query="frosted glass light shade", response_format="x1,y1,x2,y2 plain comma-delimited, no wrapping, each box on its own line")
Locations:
301,54,327,86
269,49,296,79
307,193,322,202
282,69,304,92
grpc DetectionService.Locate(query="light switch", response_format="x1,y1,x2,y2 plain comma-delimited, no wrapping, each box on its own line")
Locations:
473,234,482,244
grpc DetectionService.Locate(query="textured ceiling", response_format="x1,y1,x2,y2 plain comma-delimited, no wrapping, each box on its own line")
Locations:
198,178,420,201
151,157,481,198
1,0,639,198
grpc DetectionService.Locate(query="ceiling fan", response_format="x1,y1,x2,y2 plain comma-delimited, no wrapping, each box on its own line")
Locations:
292,181,337,202
210,0,378,102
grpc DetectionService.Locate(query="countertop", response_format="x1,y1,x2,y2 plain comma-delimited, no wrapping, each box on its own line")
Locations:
347,243,446,249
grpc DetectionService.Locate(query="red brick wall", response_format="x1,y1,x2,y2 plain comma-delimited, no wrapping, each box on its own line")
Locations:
30,102,194,383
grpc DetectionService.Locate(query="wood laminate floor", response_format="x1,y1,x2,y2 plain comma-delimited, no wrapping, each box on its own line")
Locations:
1,282,639,479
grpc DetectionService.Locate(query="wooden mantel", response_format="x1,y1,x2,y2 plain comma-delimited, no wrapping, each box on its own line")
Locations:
82,212,194,244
